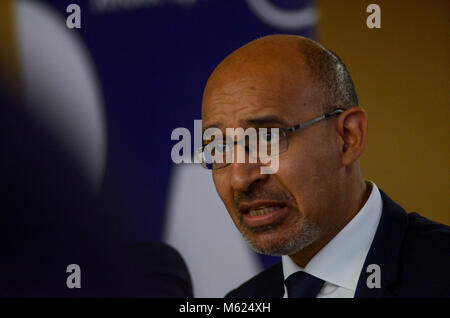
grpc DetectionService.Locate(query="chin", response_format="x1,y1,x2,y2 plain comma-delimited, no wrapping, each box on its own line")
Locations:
241,220,321,256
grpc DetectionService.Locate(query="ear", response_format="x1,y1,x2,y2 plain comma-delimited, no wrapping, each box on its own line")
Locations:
336,107,368,166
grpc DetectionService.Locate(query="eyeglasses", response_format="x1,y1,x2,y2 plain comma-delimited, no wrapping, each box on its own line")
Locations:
196,108,344,170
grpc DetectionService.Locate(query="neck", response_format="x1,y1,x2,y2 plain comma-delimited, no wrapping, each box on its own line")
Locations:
289,176,371,268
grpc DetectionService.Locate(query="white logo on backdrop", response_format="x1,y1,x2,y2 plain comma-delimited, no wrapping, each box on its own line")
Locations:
245,0,318,30
90,0,197,13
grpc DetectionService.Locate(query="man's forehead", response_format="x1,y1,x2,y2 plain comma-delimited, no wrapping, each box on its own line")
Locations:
202,77,318,131
203,77,280,109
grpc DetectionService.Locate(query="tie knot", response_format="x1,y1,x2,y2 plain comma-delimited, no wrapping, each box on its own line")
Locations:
285,271,325,298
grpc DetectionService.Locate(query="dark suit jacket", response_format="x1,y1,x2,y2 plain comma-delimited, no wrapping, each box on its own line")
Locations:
226,190,450,298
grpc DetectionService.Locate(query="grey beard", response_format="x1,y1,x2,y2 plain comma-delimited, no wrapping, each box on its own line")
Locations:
243,219,321,256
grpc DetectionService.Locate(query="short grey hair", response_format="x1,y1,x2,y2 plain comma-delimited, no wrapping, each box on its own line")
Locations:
300,40,359,113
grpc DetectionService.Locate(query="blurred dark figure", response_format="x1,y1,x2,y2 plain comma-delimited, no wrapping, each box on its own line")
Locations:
0,87,193,297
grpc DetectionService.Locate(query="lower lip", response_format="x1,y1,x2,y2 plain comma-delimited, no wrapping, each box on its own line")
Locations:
241,206,289,229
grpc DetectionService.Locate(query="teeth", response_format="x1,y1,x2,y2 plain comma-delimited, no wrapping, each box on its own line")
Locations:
248,206,278,216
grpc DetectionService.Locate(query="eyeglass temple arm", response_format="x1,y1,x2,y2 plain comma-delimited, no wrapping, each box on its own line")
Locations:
324,108,344,118
285,109,344,133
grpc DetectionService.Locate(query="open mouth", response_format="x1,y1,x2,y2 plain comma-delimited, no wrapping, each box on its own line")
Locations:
248,206,279,216
238,202,289,229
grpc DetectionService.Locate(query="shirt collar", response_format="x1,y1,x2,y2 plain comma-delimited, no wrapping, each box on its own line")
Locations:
282,180,382,291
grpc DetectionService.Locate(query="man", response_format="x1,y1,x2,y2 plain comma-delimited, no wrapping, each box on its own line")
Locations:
200,34,449,298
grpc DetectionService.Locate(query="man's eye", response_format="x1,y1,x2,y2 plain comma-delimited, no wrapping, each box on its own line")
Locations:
213,143,228,154
217,144,227,153
260,131,278,143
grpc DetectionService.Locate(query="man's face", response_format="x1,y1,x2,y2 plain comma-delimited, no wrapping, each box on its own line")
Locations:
202,68,343,256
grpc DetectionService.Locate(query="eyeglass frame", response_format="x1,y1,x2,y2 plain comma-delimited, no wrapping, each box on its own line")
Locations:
197,108,344,170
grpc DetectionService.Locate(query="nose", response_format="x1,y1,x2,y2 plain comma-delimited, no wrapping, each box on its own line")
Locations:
229,161,269,193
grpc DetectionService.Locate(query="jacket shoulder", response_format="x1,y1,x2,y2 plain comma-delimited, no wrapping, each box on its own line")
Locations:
225,262,284,298
397,213,450,296
404,212,450,252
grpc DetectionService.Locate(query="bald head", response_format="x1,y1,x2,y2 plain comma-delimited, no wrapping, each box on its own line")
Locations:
203,34,358,115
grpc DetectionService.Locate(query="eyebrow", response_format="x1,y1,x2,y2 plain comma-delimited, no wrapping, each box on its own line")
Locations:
240,115,290,127
202,122,224,135
202,115,290,135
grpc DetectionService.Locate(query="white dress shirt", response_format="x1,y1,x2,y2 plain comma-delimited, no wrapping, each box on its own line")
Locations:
282,180,383,298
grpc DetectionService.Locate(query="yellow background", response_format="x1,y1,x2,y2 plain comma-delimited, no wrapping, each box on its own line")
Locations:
317,0,449,224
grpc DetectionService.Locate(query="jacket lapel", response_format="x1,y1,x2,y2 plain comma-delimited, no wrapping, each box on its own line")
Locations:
355,189,409,298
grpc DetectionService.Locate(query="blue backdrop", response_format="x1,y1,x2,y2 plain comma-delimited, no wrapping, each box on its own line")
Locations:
43,0,316,270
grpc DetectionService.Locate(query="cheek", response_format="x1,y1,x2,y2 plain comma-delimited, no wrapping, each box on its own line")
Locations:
212,172,234,212
277,155,316,201
276,150,334,217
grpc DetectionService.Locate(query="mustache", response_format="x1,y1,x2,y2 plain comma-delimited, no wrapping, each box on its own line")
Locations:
234,188,295,209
